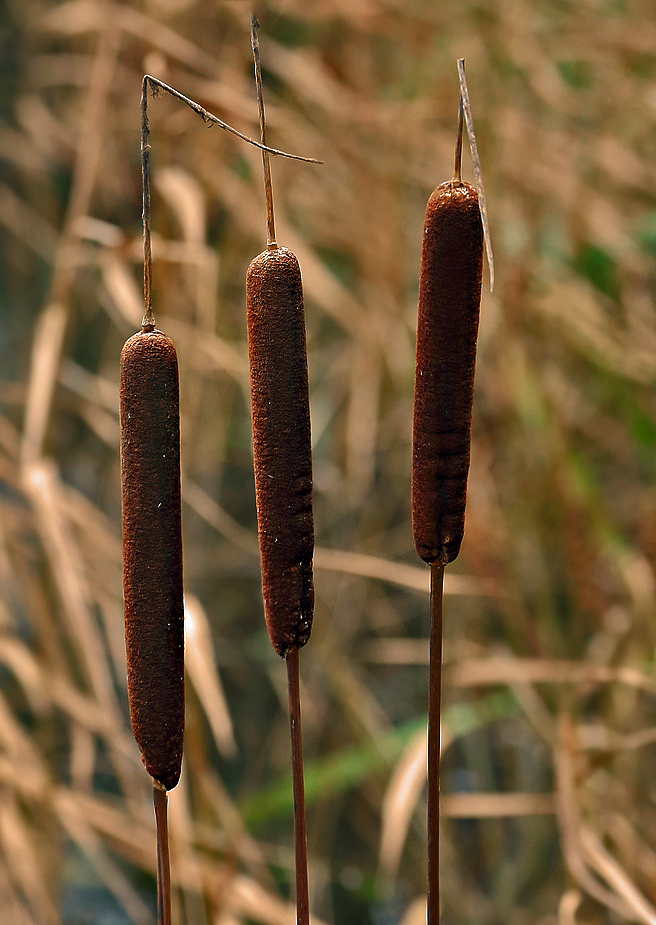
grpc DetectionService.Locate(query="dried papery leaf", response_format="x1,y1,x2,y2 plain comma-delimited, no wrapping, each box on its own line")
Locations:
579,826,656,925
0,759,44,803
0,185,58,261
24,463,117,707
168,775,209,925
0,791,59,925
197,771,272,884
215,914,243,925
20,304,67,473
16,95,76,159
56,483,126,687
225,875,330,925
0,123,49,172
102,257,144,327
185,595,236,758
29,52,93,89
20,25,118,484
70,790,155,867
38,0,108,37
537,280,656,383
0,637,49,714
508,680,556,745
554,718,635,920
345,346,380,502
54,791,155,925
170,479,494,601
156,167,206,246
39,0,216,72
158,316,248,388
153,165,219,328
264,41,358,118
322,649,390,742
0,415,20,461
183,480,259,555
314,548,493,597
0,855,38,925
400,897,427,925
442,793,555,817
201,162,360,334
0,692,46,785
48,674,132,751
25,463,138,799
558,889,582,925
59,360,119,414
448,657,656,694
606,814,656,888
378,727,427,886
69,722,96,792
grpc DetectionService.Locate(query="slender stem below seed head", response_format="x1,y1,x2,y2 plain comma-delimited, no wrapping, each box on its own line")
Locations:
153,782,172,925
427,560,444,925
287,647,310,925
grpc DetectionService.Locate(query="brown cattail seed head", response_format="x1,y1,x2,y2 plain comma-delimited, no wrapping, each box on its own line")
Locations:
412,181,484,565
120,328,184,791
246,246,314,658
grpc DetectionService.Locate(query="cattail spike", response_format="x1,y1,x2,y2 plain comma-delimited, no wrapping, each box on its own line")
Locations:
246,247,314,656
412,181,483,565
120,328,184,791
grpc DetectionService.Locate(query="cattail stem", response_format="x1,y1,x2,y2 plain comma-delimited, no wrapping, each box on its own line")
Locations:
454,98,464,184
427,559,444,925
142,74,321,164
153,782,172,925
140,76,154,329
247,19,314,924
251,16,276,246
287,647,310,925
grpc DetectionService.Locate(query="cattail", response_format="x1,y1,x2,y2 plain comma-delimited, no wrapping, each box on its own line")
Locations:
245,18,316,925
246,17,314,659
247,246,314,657
412,61,487,925
130,67,320,925
412,179,483,565
120,325,184,792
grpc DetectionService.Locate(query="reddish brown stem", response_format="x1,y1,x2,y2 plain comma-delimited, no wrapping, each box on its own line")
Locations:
428,560,444,925
153,783,172,925
287,647,310,925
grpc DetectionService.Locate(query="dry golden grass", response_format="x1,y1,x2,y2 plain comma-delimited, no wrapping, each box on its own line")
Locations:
2,1,656,922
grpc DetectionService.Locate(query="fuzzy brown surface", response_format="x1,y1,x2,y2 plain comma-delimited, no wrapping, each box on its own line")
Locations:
412,182,483,565
246,246,314,658
120,329,184,791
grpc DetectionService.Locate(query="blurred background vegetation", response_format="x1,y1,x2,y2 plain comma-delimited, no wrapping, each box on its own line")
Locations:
1,0,656,922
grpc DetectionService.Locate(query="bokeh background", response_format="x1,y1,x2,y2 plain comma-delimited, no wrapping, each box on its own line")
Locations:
1,0,656,922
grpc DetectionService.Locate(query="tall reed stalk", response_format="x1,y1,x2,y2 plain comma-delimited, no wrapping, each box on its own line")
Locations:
412,65,485,923
245,16,317,925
